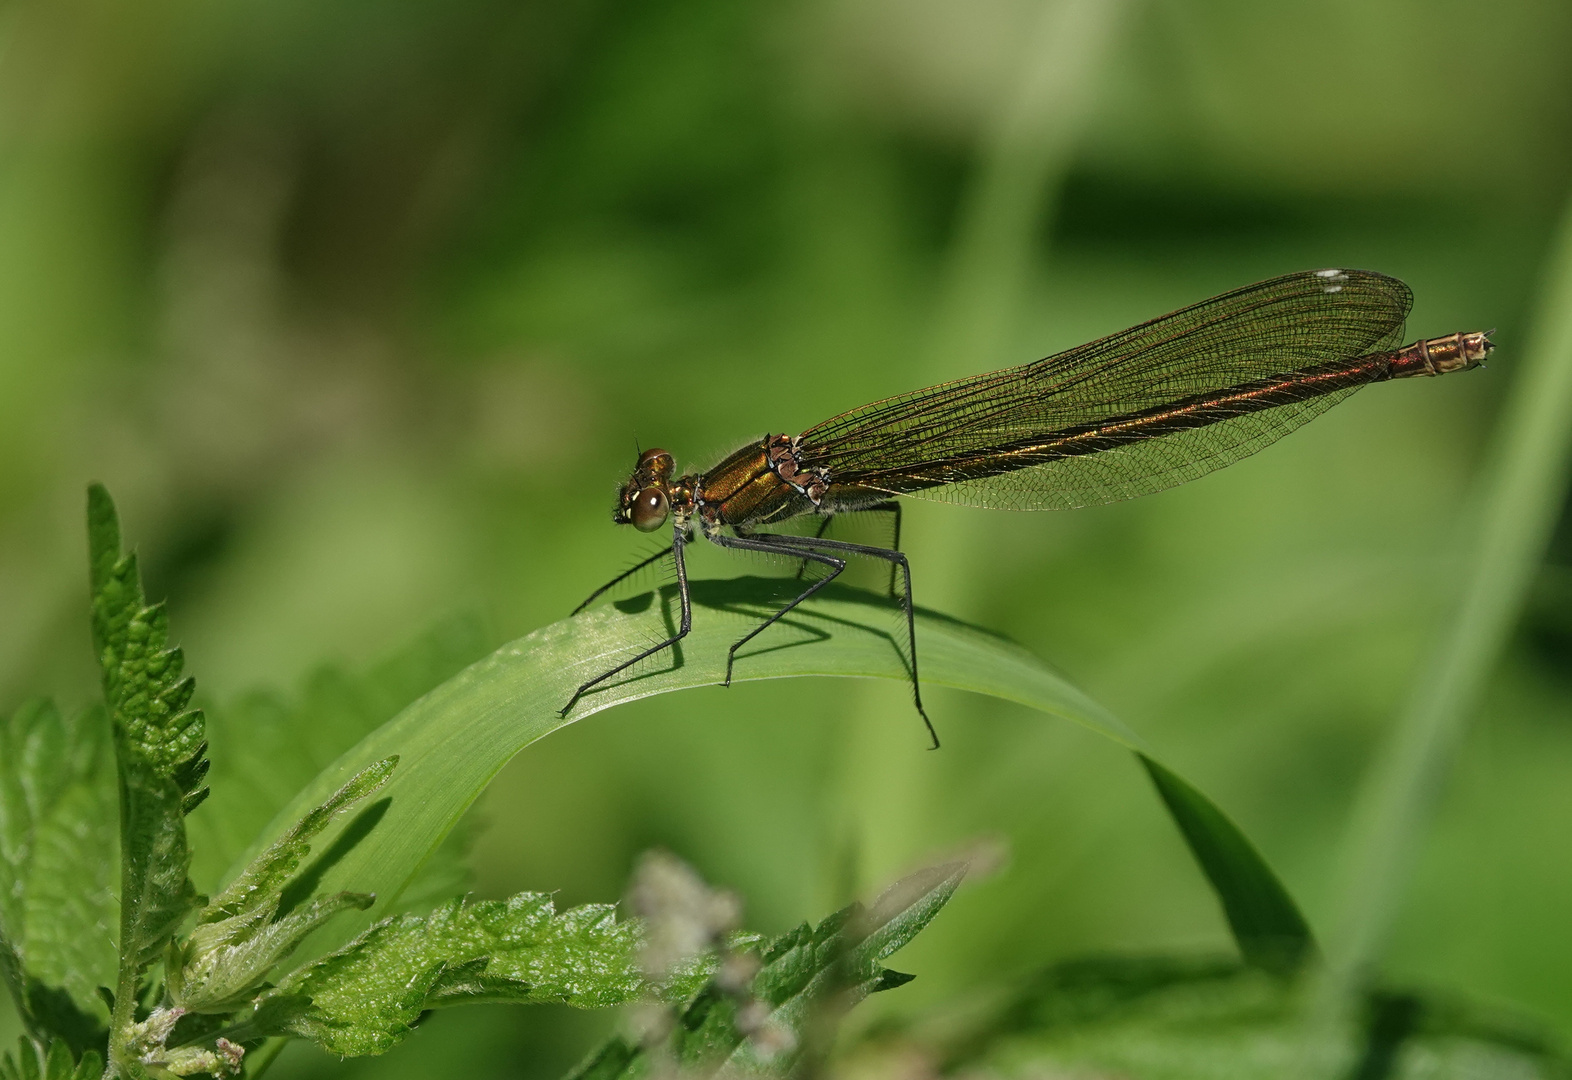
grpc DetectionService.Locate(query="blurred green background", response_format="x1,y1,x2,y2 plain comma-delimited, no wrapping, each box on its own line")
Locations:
2,0,1571,1074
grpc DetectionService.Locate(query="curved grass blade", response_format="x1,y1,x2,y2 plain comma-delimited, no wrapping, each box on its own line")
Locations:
1141,757,1313,977
229,577,1311,973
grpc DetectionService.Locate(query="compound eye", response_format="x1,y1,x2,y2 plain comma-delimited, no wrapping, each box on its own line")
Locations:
637,448,674,479
630,487,669,532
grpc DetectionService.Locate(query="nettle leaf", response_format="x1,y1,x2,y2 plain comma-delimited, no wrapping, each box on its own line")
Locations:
257,893,646,1056
0,1037,103,1080
0,701,116,1051
200,758,395,926
727,861,964,1071
166,760,396,1013
88,485,209,988
570,862,966,1080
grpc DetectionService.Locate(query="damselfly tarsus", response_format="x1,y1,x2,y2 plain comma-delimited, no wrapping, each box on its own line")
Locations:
564,268,1491,745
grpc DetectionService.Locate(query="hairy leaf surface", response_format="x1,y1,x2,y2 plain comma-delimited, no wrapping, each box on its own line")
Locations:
168,760,396,1012
88,485,209,986
260,893,645,1056
88,484,216,1080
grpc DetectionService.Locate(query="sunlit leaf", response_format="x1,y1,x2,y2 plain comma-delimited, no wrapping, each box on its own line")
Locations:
168,760,396,1013
88,484,208,990
88,484,215,1077
257,893,645,1056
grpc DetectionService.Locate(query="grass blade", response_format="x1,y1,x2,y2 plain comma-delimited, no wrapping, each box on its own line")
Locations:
1142,756,1313,977
230,576,1308,974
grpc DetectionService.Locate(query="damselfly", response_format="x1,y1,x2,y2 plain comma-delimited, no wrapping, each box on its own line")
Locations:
565,268,1491,744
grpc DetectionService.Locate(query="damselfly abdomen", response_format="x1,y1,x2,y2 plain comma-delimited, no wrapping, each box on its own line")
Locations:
565,268,1492,745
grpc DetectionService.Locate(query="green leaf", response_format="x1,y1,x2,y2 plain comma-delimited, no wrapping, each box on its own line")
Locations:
116,1007,243,1078
87,484,209,1066
200,757,396,927
566,861,966,1080
0,1038,102,1080
0,701,116,1050
256,893,645,1056
1141,756,1313,977
872,953,1572,1080
88,485,209,801
724,860,967,1071
231,577,1310,978
167,760,397,1012
189,615,490,894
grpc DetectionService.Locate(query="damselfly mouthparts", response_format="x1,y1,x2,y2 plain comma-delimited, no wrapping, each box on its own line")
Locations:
565,268,1492,745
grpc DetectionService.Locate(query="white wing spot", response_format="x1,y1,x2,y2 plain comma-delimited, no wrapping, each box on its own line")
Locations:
1315,268,1349,293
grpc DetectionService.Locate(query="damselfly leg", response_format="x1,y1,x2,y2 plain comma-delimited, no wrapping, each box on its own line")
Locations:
795,501,903,596
559,529,691,717
713,529,935,748
571,543,676,616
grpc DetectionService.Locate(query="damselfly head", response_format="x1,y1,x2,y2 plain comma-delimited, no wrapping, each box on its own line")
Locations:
614,447,676,531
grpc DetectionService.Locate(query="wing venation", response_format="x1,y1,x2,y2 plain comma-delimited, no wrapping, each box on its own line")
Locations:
800,269,1412,511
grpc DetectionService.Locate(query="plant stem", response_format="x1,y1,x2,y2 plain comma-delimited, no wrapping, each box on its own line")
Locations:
1300,194,1572,1072
105,765,146,1079
104,950,141,1074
